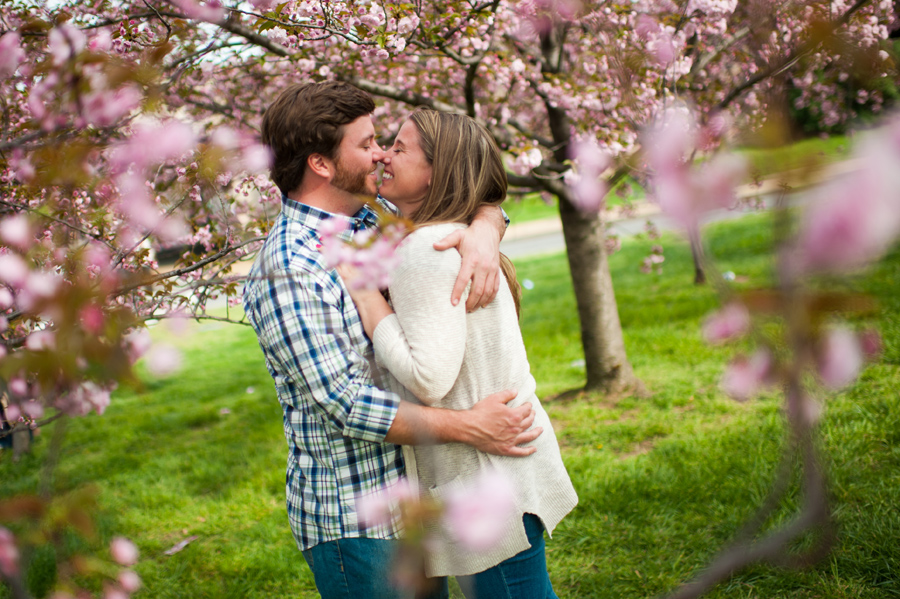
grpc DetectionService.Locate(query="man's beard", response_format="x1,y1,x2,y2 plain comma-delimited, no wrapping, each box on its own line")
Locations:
332,159,373,197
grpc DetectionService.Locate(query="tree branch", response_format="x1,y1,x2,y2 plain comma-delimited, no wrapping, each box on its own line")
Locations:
113,236,265,296
718,0,872,110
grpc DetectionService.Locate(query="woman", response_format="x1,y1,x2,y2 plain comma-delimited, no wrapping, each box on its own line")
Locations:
341,108,577,599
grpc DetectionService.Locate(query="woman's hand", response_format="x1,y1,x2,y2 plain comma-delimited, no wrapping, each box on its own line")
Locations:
336,263,394,338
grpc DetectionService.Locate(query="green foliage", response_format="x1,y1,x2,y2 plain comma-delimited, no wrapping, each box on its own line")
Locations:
2,214,899,598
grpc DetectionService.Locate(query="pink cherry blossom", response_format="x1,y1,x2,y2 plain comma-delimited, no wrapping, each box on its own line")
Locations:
103,587,128,599
170,0,227,22
0,344,6,361
25,329,56,351
241,144,273,173
8,377,28,397
635,14,660,40
22,400,44,419
57,381,113,416
568,139,611,213
8,149,35,181
859,329,882,360
144,343,184,377
118,570,142,593
702,302,750,344
646,106,746,228
397,14,420,34
721,349,773,401
48,24,86,66
84,243,112,270
795,121,900,274
441,469,516,552
109,120,197,174
125,329,153,364
0,527,20,577
320,219,406,290
0,253,29,288
817,327,863,390
110,537,139,566
0,287,13,310
88,29,112,52
250,0,278,10
80,305,106,334
4,404,20,421
0,214,32,248
510,148,543,176
357,478,416,527
82,85,142,127
0,32,25,77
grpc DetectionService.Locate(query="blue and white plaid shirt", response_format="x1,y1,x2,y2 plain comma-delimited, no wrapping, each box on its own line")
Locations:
243,196,406,551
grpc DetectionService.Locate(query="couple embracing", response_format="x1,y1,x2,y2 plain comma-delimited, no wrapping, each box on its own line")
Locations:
243,81,577,599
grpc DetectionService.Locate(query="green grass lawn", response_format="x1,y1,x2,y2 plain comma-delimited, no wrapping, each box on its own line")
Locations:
2,212,898,598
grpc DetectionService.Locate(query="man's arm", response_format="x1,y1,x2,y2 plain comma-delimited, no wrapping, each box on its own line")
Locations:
252,264,401,443
385,389,541,457
433,204,507,311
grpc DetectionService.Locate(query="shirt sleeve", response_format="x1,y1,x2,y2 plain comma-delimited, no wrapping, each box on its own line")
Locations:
371,228,468,405
250,263,400,443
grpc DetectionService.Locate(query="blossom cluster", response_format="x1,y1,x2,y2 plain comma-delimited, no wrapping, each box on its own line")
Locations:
319,217,409,290
358,469,517,553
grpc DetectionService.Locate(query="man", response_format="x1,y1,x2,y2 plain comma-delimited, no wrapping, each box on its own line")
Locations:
243,81,541,599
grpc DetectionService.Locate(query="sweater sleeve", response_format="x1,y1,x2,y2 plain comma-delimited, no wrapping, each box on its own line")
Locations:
371,226,468,406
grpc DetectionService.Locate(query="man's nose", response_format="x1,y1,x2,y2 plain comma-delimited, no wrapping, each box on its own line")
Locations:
373,144,385,162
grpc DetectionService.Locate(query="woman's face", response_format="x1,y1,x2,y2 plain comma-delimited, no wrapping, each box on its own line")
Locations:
379,119,433,216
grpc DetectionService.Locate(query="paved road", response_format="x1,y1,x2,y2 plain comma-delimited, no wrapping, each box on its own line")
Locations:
500,191,790,260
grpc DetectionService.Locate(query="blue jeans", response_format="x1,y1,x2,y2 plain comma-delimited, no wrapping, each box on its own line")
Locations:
457,514,559,599
302,537,449,599
302,514,555,599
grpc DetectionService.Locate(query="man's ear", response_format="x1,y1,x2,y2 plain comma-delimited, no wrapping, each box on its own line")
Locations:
307,153,333,179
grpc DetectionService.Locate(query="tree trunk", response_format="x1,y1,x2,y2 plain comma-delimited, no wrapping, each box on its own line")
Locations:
557,193,639,394
690,228,707,285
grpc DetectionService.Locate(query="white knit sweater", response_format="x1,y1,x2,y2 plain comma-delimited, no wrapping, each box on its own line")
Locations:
371,223,578,577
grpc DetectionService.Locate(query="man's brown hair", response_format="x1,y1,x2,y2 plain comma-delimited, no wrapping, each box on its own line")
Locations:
261,81,375,195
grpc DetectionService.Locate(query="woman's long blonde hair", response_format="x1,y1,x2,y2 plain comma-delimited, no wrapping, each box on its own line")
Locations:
405,108,522,315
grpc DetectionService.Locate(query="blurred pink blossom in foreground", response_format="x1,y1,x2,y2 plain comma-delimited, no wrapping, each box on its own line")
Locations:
110,537,139,566
703,302,750,344
356,478,416,527
0,214,33,249
816,327,863,390
0,527,20,576
170,0,226,22
721,349,773,401
0,31,25,77
144,343,184,377
795,116,900,274
442,469,516,551
118,570,142,593
567,139,611,213
319,218,406,290
645,105,747,228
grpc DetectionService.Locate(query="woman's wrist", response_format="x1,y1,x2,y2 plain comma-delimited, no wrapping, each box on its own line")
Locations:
351,289,393,337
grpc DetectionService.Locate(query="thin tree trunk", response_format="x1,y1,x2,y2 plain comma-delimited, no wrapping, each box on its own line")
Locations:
689,226,707,285
558,192,639,394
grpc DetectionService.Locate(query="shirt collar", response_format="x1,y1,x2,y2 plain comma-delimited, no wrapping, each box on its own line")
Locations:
281,196,380,240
